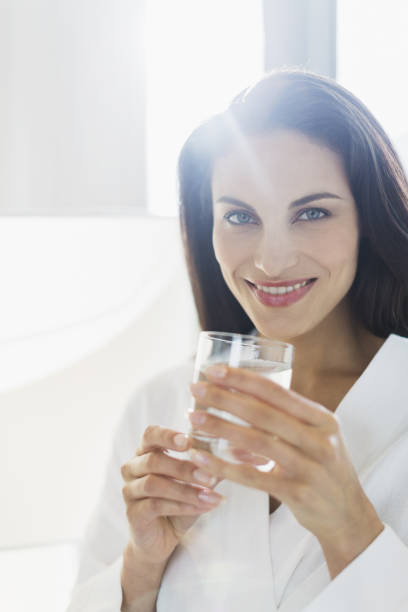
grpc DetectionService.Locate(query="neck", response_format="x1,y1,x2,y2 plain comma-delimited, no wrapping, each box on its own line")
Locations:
260,300,386,394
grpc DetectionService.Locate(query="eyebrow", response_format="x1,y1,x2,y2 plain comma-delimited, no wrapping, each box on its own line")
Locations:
215,192,343,212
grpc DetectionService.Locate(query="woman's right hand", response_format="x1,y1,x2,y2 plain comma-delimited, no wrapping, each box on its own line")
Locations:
120,424,224,567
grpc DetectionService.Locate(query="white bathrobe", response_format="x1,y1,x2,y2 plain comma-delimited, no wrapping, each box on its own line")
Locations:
67,333,408,611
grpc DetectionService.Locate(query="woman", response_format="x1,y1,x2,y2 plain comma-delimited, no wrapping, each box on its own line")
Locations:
67,70,408,612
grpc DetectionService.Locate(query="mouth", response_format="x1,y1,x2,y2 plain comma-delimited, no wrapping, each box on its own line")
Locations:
245,278,317,307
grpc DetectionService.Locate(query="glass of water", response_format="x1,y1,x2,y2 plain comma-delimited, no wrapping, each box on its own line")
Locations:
186,331,294,472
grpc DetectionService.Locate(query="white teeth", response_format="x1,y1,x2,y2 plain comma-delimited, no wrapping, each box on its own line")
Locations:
255,280,310,295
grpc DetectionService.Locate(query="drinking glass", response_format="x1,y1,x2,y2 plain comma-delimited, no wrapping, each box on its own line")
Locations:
186,331,294,472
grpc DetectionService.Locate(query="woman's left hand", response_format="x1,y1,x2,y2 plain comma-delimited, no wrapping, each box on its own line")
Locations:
188,364,384,552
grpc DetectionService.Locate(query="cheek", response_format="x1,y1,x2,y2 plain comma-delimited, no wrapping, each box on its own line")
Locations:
212,229,248,270
310,226,359,278
332,230,359,269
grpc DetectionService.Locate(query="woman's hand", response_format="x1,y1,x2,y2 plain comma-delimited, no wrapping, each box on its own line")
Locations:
188,365,384,564
121,425,224,567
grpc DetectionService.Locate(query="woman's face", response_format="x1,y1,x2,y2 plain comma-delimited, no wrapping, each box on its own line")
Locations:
211,129,360,341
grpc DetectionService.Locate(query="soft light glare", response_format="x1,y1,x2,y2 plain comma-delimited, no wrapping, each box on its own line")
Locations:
337,0,408,169
146,0,263,216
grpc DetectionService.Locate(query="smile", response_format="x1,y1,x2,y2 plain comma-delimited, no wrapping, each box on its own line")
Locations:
246,278,316,307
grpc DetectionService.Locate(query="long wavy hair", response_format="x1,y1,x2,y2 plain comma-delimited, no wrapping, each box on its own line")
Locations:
178,69,408,338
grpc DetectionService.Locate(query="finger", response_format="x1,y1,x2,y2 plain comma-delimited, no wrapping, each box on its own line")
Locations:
189,448,285,496
189,447,315,505
127,498,219,532
121,448,220,489
189,411,317,473
189,448,315,509
203,365,332,426
137,425,192,455
190,383,311,450
229,446,271,465
122,474,224,508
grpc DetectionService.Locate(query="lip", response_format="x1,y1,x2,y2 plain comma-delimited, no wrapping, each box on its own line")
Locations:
246,277,316,287
246,278,317,307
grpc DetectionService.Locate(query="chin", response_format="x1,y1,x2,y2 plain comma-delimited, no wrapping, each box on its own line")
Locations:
251,316,315,343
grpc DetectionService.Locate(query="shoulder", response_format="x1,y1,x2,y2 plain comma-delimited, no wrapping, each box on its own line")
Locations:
383,333,408,363
121,357,195,433
388,333,408,349
367,333,408,398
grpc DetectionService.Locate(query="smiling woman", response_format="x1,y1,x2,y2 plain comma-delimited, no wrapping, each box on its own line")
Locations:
210,130,360,343
67,70,408,612
178,70,408,341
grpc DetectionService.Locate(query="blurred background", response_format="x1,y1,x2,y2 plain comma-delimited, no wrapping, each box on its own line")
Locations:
2,1,408,610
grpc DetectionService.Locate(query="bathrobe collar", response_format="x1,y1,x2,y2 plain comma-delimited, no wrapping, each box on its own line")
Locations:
158,333,408,612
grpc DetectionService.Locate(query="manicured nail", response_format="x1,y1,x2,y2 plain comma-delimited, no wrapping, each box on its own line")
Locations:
190,382,207,398
189,411,206,425
198,490,222,504
190,449,210,465
174,433,189,448
205,365,228,378
193,469,217,486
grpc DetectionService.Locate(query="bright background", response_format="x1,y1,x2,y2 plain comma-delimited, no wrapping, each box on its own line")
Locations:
337,0,408,169
2,1,408,610
0,1,263,610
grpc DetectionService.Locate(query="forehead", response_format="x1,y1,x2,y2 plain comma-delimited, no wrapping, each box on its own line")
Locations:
211,129,350,202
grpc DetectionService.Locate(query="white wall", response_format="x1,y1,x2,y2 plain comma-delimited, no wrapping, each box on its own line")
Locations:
0,0,146,214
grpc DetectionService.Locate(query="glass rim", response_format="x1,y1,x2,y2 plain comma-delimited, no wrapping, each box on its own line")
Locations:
200,331,294,352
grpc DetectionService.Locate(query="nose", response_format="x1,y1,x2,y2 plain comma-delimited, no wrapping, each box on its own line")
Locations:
253,229,299,278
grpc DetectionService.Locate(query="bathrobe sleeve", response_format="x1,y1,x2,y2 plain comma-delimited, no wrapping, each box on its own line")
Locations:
65,400,136,612
65,360,193,612
302,523,408,611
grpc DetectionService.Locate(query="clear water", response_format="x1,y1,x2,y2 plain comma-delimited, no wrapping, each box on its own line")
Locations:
188,360,292,471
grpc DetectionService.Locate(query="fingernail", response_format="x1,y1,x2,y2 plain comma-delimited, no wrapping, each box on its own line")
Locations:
198,490,222,504
189,411,206,425
174,433,189,448
233,448,257,461
190,382,207,398
193,469,217,486
205,365,227,378
190,449,210,465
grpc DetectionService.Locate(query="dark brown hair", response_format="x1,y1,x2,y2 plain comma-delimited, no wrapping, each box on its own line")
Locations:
178,69,408,338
